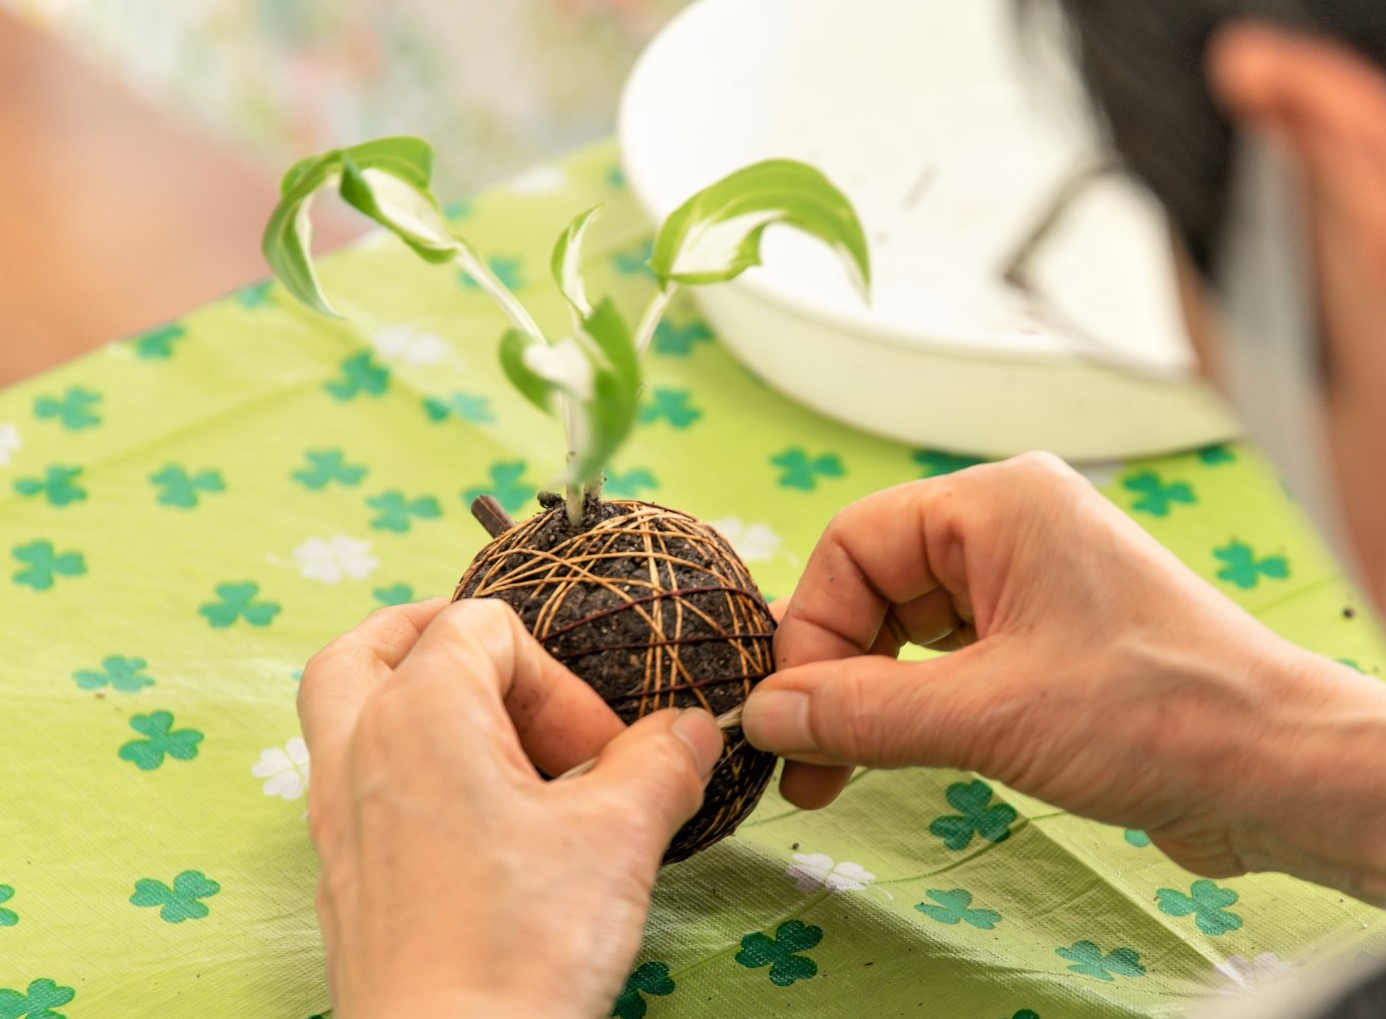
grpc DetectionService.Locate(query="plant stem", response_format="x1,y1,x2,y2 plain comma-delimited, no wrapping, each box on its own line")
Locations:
633,285,677,356
564,483,585,528
451,240,545,344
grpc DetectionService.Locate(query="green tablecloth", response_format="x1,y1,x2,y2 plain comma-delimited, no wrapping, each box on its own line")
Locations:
3,140,1384,1019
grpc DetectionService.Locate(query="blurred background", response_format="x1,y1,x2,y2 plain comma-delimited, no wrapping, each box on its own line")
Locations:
0,0,690,385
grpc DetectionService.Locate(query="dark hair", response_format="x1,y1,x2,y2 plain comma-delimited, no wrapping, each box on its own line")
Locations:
1027,1,1386,278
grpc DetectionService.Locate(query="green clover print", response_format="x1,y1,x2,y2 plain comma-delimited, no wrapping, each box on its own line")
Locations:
237,280,273,308
324,352,390,401
130,870,220,923
638,388,702,429
0,978,75,1019
461,256,524,291
1004,1012,1039,1019
1214,541,1290,589
1197,444,1236,466
11,541,86,591
33,386,101,430
604,468,659,499
929,780,1018,850
150,465,225,508
12,466,86,507
1055,941,1146,982
610,961,675,1019
373,583,415,607
1156,879,1243,936
735,920,823,987
1124,829,1152,848
463,461,537,515
423,391,494,424
292,449,368,489
652,319,713,357
73,655,154,693
612,240,655,278
772,448,846,491
914,888,1002,929
199,582,281,628
0,885,16,926
130,323,186,359
119,711,204,771
912,449,985,477
1123,471,1196,517
367,491,442,533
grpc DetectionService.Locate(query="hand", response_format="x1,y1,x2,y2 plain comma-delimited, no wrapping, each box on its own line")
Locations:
298,598,724,1019
742,453,1386,902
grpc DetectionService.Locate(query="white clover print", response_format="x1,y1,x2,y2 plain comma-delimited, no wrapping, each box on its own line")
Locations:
710,518,787,564
1213,952,1297,993
370,324,452,366
0,423,22,468
786,852,889,896
252,738,311,800
292,536,379,583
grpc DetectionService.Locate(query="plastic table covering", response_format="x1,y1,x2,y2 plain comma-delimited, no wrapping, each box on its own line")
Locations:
3,141,1385,1019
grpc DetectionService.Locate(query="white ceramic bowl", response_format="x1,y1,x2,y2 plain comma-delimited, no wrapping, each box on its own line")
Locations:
617,0,1239,459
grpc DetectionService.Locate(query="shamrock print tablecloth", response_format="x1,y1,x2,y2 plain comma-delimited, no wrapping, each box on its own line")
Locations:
3,140,1386,1019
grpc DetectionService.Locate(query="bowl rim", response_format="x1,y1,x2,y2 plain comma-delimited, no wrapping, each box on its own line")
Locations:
616,0,1194,378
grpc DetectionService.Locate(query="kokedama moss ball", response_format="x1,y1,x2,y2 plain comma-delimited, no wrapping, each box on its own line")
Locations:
453,494,777,863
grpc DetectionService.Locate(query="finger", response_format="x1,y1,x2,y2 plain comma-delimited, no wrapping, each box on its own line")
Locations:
775,479,974,671
298,598,451,764
579,708,723,854
394,598,626,776
768,598,789,623
778,762,855,810
742,650,999,771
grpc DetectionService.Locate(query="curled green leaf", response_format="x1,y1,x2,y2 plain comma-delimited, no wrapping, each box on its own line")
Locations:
551,206,602,321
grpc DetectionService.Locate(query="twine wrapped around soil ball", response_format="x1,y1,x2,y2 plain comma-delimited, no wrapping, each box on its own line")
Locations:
454,493,777,864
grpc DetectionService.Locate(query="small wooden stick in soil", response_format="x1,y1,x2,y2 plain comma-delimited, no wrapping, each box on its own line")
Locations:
470,495,516,538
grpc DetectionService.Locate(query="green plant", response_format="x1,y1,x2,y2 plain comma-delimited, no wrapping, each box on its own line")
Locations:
263,138,869,525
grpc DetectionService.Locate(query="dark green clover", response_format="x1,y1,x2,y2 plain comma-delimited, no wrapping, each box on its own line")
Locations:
150,465,225,508
914,888,1002,929
73,655,154,693
118,711,204,771
638,388,702,429
0,978,75,1019
1156,879,1243,936
1122,470,1195,517
237,280,273,308
612,240,655,278
1197,444,1236,466
423,392,494,424
1213,541,1289,589
293,449,368,489
0,885,16,927
735,920,823,987
130,870,220,923
771,448,845,491
604,468,659,499
33,386,101,430
610,961,675,1019
130,323,187,359
325,352,390,401
929,780,1017,850
652,319,713,357
11,541,86,591
1055,941,1146,982
912,449,985,477
373,584,415,607
199,582,281,628
463,461,537,515
367,491,443,533
12,465,86,507
1124,829,1152,848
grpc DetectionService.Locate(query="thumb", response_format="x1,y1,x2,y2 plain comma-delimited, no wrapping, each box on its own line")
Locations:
580,708,724,851
742,649,996,771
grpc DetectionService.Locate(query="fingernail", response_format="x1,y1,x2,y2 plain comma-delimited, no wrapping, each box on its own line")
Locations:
671,709,723,780
741,691,813,754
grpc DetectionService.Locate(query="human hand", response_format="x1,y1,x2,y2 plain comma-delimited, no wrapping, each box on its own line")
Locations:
743,453,1386,901
298,597,723,1019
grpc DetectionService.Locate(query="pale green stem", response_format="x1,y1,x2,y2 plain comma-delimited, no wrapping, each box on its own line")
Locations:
633,285,677,356
452,242,545,344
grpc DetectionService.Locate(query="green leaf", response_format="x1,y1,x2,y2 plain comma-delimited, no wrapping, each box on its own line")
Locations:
338,149,455,264
262,151,345,315
650,159,870,297
499,329,561,416
551,206,602,320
